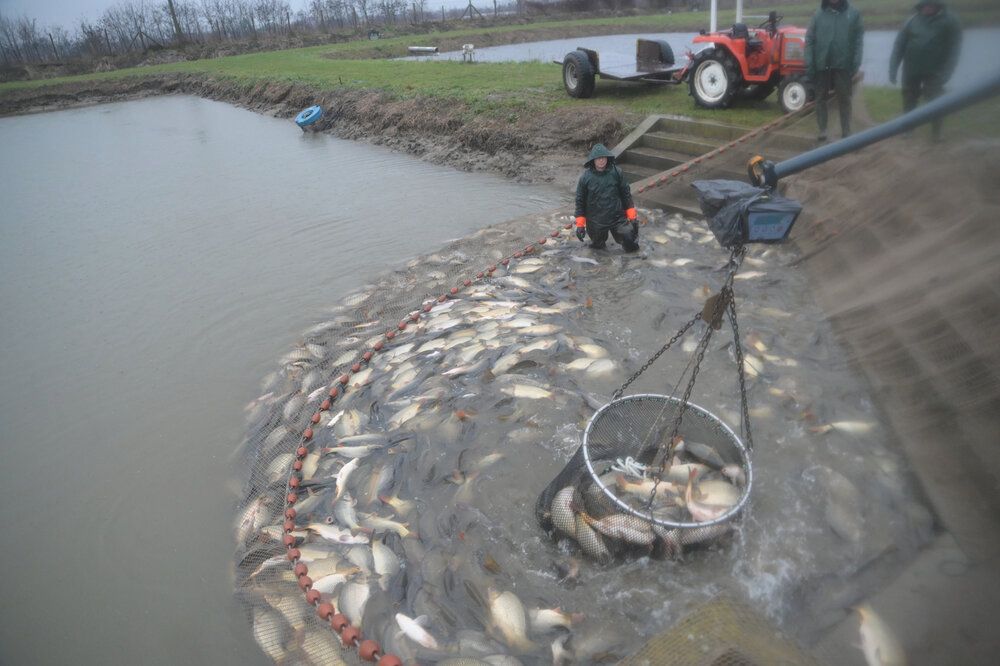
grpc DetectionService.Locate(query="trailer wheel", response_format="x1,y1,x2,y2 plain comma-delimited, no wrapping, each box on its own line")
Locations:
689,49,738,109
778,75,811,113
563,50,596,99
654,40,675,66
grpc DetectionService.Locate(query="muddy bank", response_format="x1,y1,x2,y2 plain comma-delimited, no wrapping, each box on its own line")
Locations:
0,73,627,188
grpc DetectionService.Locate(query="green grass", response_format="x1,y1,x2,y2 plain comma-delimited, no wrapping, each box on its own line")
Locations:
1,0,996,136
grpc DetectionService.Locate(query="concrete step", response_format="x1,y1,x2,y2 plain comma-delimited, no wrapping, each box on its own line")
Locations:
633,183,703,217
652,115,748,141
619,146,688,171
618,161,660,184
641,131,721,156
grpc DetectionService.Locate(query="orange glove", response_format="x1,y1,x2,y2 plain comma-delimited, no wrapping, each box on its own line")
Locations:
575,216,586,227
625,208,637,221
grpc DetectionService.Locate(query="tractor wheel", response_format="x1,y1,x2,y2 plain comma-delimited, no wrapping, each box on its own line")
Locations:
688,49,739,109
778,75,811,113
563,50,596,99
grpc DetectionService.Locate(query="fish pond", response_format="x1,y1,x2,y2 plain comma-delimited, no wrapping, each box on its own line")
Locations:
0,93,933,666
0,95,565,665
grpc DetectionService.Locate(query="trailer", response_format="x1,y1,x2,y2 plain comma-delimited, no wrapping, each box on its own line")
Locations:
560,38,689,98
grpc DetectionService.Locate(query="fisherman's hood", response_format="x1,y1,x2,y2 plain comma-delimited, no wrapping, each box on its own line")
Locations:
820,0,852,9
914,0,946,9
584,143,616,167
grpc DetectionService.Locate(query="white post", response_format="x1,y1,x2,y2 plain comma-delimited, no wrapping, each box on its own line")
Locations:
736,0,743,24
710,0,718,33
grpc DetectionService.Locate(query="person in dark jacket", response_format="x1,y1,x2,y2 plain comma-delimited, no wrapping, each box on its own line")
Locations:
889,0,962,140
575,144,639,252
805,0,864,141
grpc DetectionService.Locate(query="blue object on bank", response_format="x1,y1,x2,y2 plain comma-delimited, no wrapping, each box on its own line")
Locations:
295,105,323,128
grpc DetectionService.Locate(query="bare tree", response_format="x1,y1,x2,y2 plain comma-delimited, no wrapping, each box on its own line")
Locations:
165,0,186,42
0,12,25,63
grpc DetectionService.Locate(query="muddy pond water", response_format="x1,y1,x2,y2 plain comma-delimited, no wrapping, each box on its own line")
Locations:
0,95,566,665
407,28,999,89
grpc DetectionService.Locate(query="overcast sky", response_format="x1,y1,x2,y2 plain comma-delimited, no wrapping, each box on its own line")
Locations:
0,0,478,30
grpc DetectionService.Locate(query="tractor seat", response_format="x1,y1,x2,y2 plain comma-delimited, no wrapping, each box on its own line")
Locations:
731,23,764,51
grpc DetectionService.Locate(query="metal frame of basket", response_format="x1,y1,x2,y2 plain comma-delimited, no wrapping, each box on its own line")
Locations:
581,393,753,530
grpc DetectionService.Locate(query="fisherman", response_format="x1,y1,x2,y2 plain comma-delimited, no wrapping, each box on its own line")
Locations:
574,144,639,253
889,0,962,141
805,0,864,142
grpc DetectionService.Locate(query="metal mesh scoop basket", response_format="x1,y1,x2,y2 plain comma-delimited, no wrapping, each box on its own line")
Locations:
536,394,751,562
535,248,755,562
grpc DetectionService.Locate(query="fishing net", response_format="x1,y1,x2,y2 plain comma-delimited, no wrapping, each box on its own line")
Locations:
232,212,583,665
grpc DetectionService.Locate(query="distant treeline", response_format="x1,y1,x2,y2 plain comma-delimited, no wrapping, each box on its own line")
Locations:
0,0,732,79
0,0,525,74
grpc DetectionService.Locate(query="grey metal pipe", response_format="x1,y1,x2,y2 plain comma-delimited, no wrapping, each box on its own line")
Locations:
765,69,1000,186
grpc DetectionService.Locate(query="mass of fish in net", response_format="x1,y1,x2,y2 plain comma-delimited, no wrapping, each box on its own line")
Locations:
233,233,659,664
231,210,935,665
539,432,750,565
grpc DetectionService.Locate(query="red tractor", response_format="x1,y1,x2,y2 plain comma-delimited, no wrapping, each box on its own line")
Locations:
688,11,811,113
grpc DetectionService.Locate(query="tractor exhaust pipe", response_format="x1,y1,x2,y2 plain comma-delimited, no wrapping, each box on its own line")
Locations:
754,69,1000,188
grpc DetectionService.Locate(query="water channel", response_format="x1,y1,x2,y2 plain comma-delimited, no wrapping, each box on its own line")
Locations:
405,28,999,89
0,95,566,665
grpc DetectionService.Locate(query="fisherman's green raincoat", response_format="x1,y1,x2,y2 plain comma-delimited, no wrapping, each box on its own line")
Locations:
574,144,634,230
889,0,962,84
805,0,865,78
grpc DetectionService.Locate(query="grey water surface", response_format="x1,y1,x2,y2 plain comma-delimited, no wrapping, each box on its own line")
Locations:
0,95,566,665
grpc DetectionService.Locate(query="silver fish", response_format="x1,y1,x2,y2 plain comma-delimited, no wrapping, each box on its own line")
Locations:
338,581,371,628
529,607,581,632
360,512,411,538
581,511,655,546
855,603,907,666
678,439,726,469
235,496,272,545
395,613,441,650
251,607,290,663
550,486,577,537
312,565,362,596
300,628,349,665
372,538,401,587
333,495,361,531
488,589,535,653
306,522,369,545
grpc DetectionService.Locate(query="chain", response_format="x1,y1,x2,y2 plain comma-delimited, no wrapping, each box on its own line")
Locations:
728,293,755,452
612,313,702,400
642,246,746,515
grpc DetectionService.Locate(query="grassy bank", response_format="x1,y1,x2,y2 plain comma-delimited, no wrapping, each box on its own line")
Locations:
2,0,996,139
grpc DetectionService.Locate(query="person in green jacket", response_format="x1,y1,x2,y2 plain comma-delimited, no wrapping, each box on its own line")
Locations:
575,144,639,253
889,0,962,140
805,0,864,141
